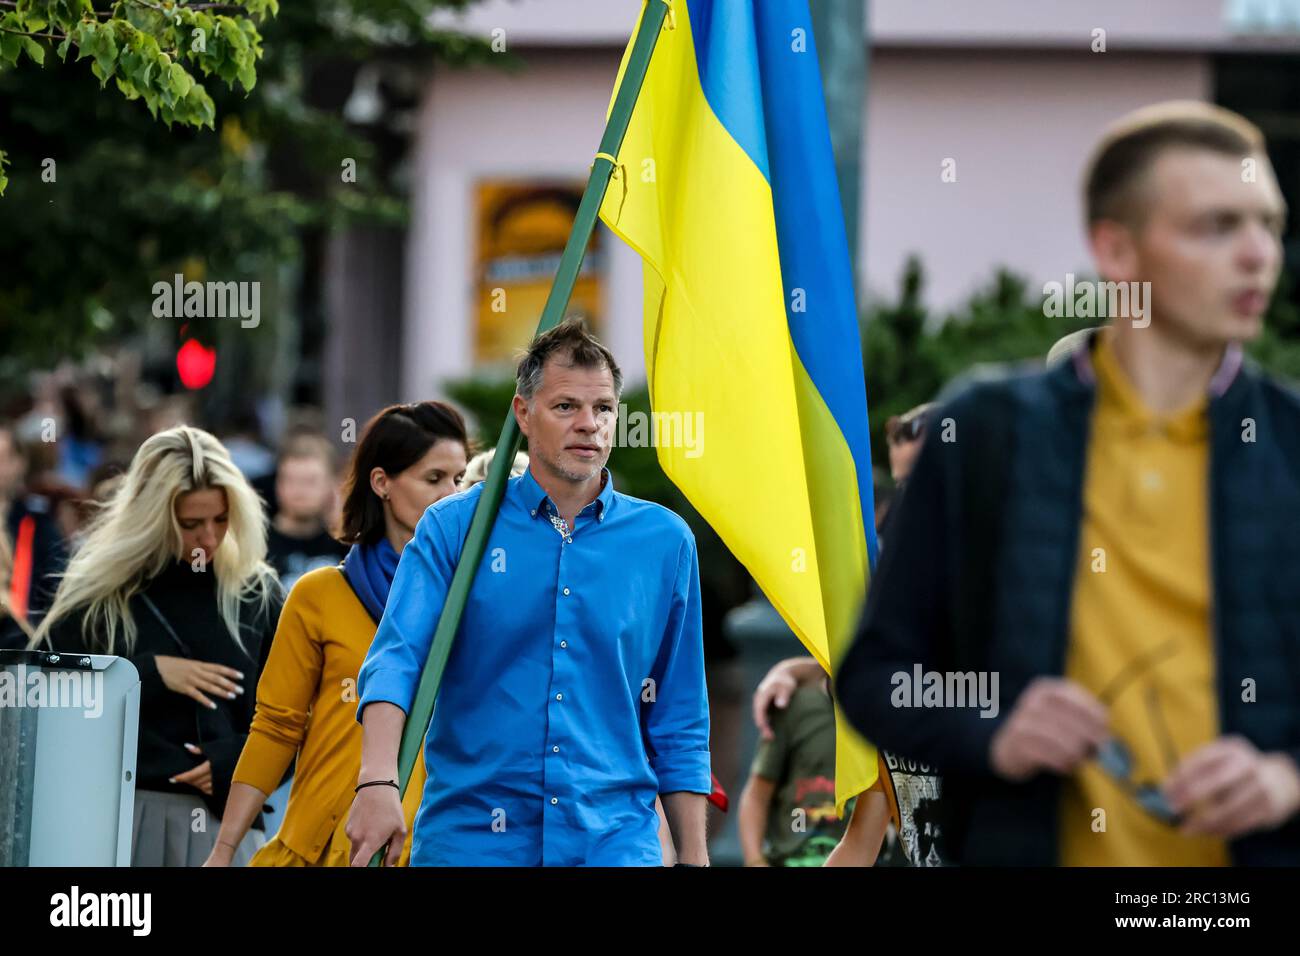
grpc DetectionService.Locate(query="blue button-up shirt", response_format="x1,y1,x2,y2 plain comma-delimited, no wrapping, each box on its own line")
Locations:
357,467,710,866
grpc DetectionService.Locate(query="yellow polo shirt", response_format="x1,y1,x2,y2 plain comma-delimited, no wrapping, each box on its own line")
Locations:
1059,333,1229,866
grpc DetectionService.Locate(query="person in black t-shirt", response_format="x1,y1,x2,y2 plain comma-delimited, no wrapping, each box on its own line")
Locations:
264,433,346,591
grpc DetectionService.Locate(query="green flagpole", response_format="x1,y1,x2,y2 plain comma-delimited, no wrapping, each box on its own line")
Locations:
369,0,669,866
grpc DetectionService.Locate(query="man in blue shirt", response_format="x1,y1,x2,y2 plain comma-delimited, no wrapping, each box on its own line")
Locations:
347,319,711,866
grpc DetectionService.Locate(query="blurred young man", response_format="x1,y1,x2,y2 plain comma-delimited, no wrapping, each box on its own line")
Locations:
265,434,347,592
838,102,1300,865
347,320,711,867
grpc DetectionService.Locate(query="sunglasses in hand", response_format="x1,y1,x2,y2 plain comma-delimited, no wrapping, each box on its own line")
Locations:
1094,737,1182,827
1091,639,1185,827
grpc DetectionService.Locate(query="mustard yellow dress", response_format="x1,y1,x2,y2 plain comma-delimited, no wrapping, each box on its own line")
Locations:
232,566,427,866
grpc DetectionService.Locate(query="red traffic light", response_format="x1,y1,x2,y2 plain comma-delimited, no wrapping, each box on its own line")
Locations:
176,338,217,390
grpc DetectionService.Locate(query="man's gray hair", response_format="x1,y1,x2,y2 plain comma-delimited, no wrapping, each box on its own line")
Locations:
516,317,624,402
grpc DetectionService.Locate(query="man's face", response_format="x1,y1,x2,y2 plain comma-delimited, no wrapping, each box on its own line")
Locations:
276,455,335,522
381,438,468,537
0,430,25,500
1096,148,1286,348
515,357,617,484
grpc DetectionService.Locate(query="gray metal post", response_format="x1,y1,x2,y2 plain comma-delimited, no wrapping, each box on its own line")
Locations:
811,0,868,279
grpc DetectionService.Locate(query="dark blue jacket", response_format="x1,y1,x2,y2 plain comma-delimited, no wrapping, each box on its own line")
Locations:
838,334,1300,865
1,494,67,650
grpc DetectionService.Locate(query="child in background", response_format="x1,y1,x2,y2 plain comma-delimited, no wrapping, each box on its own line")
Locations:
740,675,860,866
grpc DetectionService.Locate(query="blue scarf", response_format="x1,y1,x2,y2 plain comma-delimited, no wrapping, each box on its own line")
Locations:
342,537,399,623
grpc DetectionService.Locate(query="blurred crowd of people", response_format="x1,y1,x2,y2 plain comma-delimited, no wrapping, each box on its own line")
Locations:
0,354,355,648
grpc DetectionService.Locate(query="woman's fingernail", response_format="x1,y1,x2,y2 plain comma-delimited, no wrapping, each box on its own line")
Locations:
228,692,236,699
236,672,245,679
168,777,176,784
209,702,218,710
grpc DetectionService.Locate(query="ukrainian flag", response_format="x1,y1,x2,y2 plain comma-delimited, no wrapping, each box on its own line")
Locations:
600,0,879,810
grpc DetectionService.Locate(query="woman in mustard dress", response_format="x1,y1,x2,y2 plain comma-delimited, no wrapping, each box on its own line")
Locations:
203,402,470,867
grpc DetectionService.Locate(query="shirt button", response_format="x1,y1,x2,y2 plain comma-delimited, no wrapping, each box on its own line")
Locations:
552,746,560,753
563,587,571,596
565,536,572,544
531,509,537,517
550,797,558,805
560,641,567,649
556,693,563,701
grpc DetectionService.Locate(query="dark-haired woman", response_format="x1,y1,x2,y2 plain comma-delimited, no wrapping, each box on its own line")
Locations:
204,402,470,867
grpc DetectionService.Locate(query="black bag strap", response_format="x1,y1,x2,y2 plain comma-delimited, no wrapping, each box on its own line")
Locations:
138,591,210,749
139,592,193,658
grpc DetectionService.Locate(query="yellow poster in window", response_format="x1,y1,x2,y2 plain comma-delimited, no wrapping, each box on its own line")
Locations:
474,181,604,367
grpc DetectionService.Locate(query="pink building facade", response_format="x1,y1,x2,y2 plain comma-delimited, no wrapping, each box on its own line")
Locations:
398,0,1300,398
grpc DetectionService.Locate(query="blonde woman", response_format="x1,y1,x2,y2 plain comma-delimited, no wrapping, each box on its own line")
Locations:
458,447,529,490
205,402,469,867
33,426,282,866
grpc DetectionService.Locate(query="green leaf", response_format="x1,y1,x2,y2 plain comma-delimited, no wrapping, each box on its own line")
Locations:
22,36,45,66
0,149,8,197
168,60,192,98
185,85,215,130
0,33,22,69
217,15,248,54
244,0,279,20
215,55,238,86
93,23,118,76
71,19,95,61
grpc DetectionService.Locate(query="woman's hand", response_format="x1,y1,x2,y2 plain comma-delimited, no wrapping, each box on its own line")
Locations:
202,841,235,867
155,654,244,709
203,782,270,868
171,742,213,795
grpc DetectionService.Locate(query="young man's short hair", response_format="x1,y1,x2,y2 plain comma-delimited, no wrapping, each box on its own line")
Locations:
1083,100,1267,228
516,317,623,401
276,430,337,472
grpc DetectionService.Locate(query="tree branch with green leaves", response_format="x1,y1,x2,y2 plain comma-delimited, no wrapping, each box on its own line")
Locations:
0,0,279,193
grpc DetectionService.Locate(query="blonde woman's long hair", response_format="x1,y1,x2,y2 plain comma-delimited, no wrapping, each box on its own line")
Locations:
31,426,278,656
